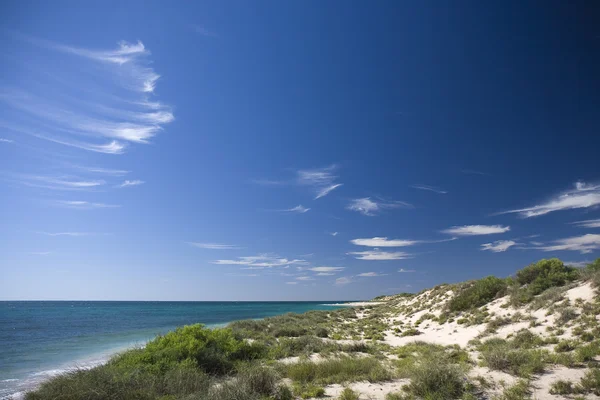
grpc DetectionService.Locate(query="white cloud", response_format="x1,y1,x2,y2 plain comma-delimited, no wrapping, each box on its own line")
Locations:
36,232,89,237
563,260,591,268
441,225,510,236
481,240,517,252
410,184,447,194
29,251,52,256
284,205,310,213
499,182,600,218
335,277,352,285
347,197,412,216
81,166,130,176
285,282,298,285
296,276,314,281
212,254,307,268
188,243,241,250
297,165,343,199
56,200,120,209
250,179,286,186
307,267,344,273
315,183,343,199
316,272,335,276
0,138,14,143
1,39,173,155
347,250,412,260
398,268,416,273
572,219,600,229
118,180,144,188
191,24,218,38
328,232,339,236
350,237,419,247
533,234,600,254
7,174,107,191
357,272,387,277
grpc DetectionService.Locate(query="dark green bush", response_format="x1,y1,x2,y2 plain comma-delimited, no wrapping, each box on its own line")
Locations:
401,358,466,400
448,276,507,312
515,258,577,295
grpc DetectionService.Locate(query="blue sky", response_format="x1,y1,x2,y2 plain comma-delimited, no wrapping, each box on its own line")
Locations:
1,1,599,300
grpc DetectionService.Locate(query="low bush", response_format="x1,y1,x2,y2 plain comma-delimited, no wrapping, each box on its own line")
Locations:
575,342,600,362
401,358,467,400
281,356,393,385
478,337,545,377
447,276,507,312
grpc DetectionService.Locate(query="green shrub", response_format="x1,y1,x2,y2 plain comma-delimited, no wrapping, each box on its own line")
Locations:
515,258,577,295
448,276,507,312
555,340,576,353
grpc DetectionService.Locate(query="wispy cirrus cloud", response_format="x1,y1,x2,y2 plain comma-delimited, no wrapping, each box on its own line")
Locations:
410,184,447,194
347,197,412,216
350,237,420,247
563,260,591,268
1,38,173,155
498,182,600,218
347,250,412,261
118,180,144,188
285,282,298,285
3,173,107,191
531,234,600,254
307,267,344,273
296,276,314,281
212,254,308,268
79,166,130,176
328,232,339,237
357,272,387,277
36,231,90,237
398,268,416,273
283,205,310,213
335,277,352,285
191,24,218,38
571,219,600,229
0,138,14,143
297,165,343,199
481,240,517,252
350,237,455,247
441,225,510,236
55,200,120,209
188,242,242,250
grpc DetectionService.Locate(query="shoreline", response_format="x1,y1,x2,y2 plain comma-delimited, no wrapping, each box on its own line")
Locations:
1,302,345,400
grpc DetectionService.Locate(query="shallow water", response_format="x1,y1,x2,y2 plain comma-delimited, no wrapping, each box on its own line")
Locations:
0,301,343,398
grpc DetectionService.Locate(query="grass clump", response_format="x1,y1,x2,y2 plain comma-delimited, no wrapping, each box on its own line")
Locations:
549,379,574,395
448,276,507,312
401,358,467,400
292,383,326,399
478,334,546,377
281,356,393,385
338,387,360,400
400,328,421,337
494,380,531,400
575,342,600,362
579,368,600,395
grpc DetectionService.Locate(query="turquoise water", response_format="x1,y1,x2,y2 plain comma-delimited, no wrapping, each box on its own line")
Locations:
0,301,344,399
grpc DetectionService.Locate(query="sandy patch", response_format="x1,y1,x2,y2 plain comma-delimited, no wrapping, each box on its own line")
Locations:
531,366,600,400
566,282,597,304
383,321,483,348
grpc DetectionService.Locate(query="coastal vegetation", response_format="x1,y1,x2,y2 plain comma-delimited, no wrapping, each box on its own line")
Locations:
25,258,600,400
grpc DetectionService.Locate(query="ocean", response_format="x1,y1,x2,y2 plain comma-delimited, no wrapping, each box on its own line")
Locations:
0,301,345,399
